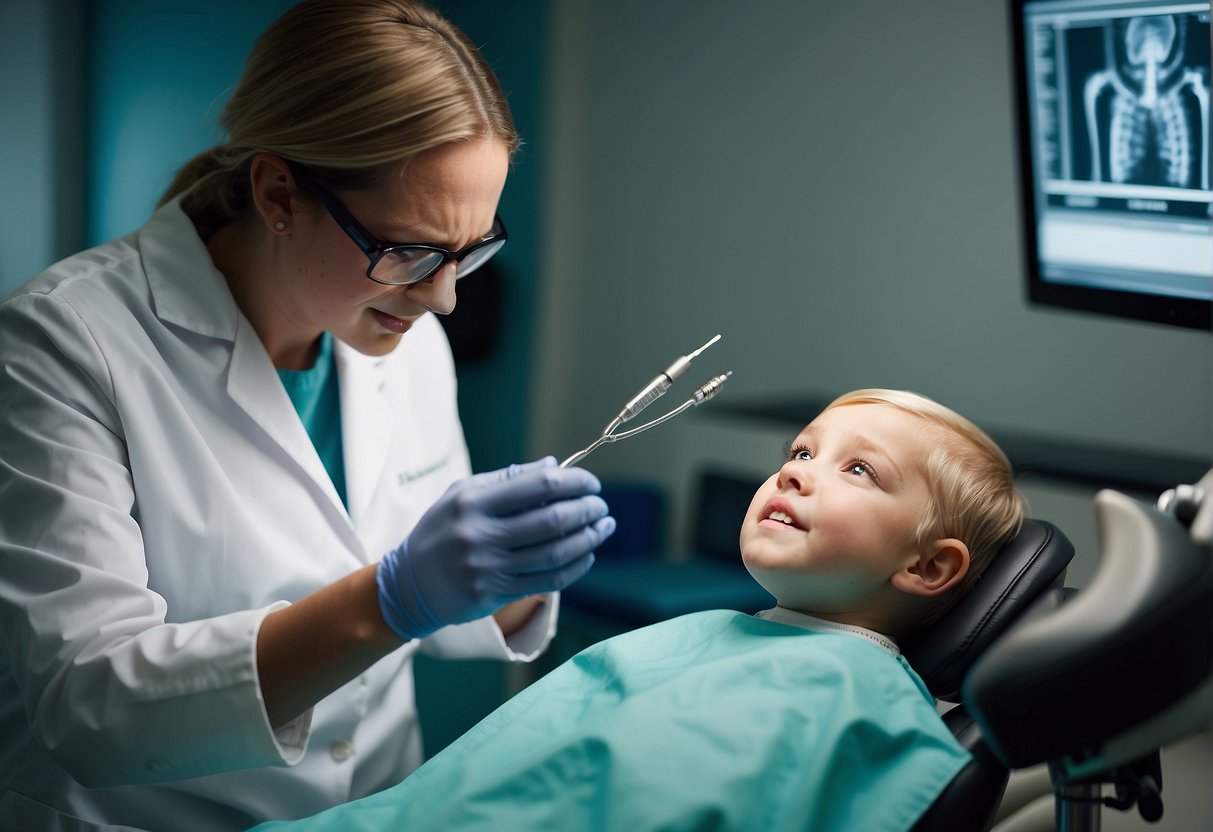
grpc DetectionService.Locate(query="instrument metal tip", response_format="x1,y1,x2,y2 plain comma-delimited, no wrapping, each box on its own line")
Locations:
687,334,722,360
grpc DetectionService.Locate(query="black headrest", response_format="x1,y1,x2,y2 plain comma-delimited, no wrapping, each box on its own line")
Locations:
964,490,1213,769
901,518,1075,702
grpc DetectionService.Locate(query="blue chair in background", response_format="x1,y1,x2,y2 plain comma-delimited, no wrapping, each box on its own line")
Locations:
551,469,774,659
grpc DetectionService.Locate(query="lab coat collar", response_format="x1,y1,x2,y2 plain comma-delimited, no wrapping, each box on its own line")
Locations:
138,196,241,341
139,198,365,553
138,199,309,484
225,313,362,552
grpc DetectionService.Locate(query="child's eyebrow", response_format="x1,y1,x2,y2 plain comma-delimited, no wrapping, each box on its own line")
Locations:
801,424,905,484
850,434,904,484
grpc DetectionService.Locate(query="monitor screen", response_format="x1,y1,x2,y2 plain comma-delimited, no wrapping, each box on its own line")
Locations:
1011,0,1212,329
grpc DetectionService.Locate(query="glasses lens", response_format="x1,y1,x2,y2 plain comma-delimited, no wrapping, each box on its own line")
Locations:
370,248,447,285
455,238,506,279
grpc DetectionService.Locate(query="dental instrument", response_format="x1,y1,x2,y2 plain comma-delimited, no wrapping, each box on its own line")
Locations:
600,334,721,437
560,335,731,468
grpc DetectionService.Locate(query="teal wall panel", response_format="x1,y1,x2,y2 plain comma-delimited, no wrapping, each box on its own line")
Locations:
84,0,295,245
0,0,84,295
432,0,550,473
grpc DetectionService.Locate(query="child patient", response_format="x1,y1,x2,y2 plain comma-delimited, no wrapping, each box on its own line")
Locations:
254,388,1024,832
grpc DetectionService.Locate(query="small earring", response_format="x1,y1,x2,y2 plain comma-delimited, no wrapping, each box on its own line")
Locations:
274,220,286,232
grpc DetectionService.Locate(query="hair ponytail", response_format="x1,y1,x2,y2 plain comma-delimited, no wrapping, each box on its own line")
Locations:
158,146,256,240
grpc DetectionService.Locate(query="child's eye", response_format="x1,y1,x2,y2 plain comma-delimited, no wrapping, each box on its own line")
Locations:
846,459,879,482
785,443,813,462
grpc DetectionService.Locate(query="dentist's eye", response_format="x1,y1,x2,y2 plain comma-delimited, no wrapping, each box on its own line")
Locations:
785,443,813,463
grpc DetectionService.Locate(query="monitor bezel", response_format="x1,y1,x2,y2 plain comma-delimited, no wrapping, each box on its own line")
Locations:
1009,0,1212,331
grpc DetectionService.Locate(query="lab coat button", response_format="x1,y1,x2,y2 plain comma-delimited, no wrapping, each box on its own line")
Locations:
329,739,355,762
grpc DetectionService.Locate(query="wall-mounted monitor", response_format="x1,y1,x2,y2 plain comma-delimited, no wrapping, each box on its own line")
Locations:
1011,0,1211,329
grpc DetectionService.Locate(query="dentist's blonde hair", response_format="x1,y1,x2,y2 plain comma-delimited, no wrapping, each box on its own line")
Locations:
824,389,1025,626
159,0,519,238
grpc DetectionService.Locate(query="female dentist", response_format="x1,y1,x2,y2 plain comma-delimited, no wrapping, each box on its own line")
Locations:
0,1,614,829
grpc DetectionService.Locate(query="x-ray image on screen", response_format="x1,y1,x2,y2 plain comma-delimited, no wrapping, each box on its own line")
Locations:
1074,14,1209,190
1014,0,1212,328
1030,5,1211,214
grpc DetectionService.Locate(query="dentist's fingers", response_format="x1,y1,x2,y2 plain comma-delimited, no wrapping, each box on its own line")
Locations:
472,465,602,517
489,495,610,549
497,515,617,577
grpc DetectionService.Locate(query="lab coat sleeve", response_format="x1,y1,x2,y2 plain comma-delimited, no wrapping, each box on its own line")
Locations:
0,293,304,788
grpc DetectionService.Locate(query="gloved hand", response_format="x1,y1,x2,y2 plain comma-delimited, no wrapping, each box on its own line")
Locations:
377,457,615,641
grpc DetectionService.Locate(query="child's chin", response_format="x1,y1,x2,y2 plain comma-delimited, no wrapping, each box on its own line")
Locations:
740,560,785,595
741,541,798,572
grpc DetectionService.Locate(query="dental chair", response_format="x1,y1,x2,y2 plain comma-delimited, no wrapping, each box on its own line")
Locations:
962,487,1213,831
906,485,1213,832
902,517,1077,832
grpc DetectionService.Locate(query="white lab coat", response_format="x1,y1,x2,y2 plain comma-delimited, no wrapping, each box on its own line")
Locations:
0,199,557,831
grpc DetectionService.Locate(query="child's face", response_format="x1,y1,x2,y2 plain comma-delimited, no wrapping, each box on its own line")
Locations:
739,402,934,618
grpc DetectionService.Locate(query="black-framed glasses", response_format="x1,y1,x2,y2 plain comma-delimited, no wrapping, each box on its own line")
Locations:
287,162,507,286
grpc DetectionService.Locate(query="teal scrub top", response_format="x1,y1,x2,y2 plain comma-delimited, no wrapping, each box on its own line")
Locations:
277,332,346,506
252,609,969,832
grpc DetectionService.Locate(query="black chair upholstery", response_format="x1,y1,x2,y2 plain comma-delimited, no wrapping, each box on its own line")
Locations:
913,705,1019,832
908,518,1076,832
904,518,1075,702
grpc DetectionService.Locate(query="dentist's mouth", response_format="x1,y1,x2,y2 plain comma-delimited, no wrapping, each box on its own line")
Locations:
371,309,413,334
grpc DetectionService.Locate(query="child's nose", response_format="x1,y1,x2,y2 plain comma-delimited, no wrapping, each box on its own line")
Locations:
779,460,814,494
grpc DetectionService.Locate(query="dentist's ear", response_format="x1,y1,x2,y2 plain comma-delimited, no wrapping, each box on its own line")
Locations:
248,153,299,235
890,539,970,597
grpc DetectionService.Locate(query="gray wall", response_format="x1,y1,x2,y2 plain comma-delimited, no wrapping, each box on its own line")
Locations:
532,1,1212,547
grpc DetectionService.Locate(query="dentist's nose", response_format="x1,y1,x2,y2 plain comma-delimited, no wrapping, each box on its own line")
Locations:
405,262,457,315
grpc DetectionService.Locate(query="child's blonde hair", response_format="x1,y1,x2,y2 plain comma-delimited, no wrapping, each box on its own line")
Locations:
159,0,518,238
824,389,1025,625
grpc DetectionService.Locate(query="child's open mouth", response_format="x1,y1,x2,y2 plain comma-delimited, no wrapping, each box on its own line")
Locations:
761,509,804,530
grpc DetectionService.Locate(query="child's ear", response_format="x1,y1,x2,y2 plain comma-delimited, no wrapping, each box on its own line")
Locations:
890,538,970,597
